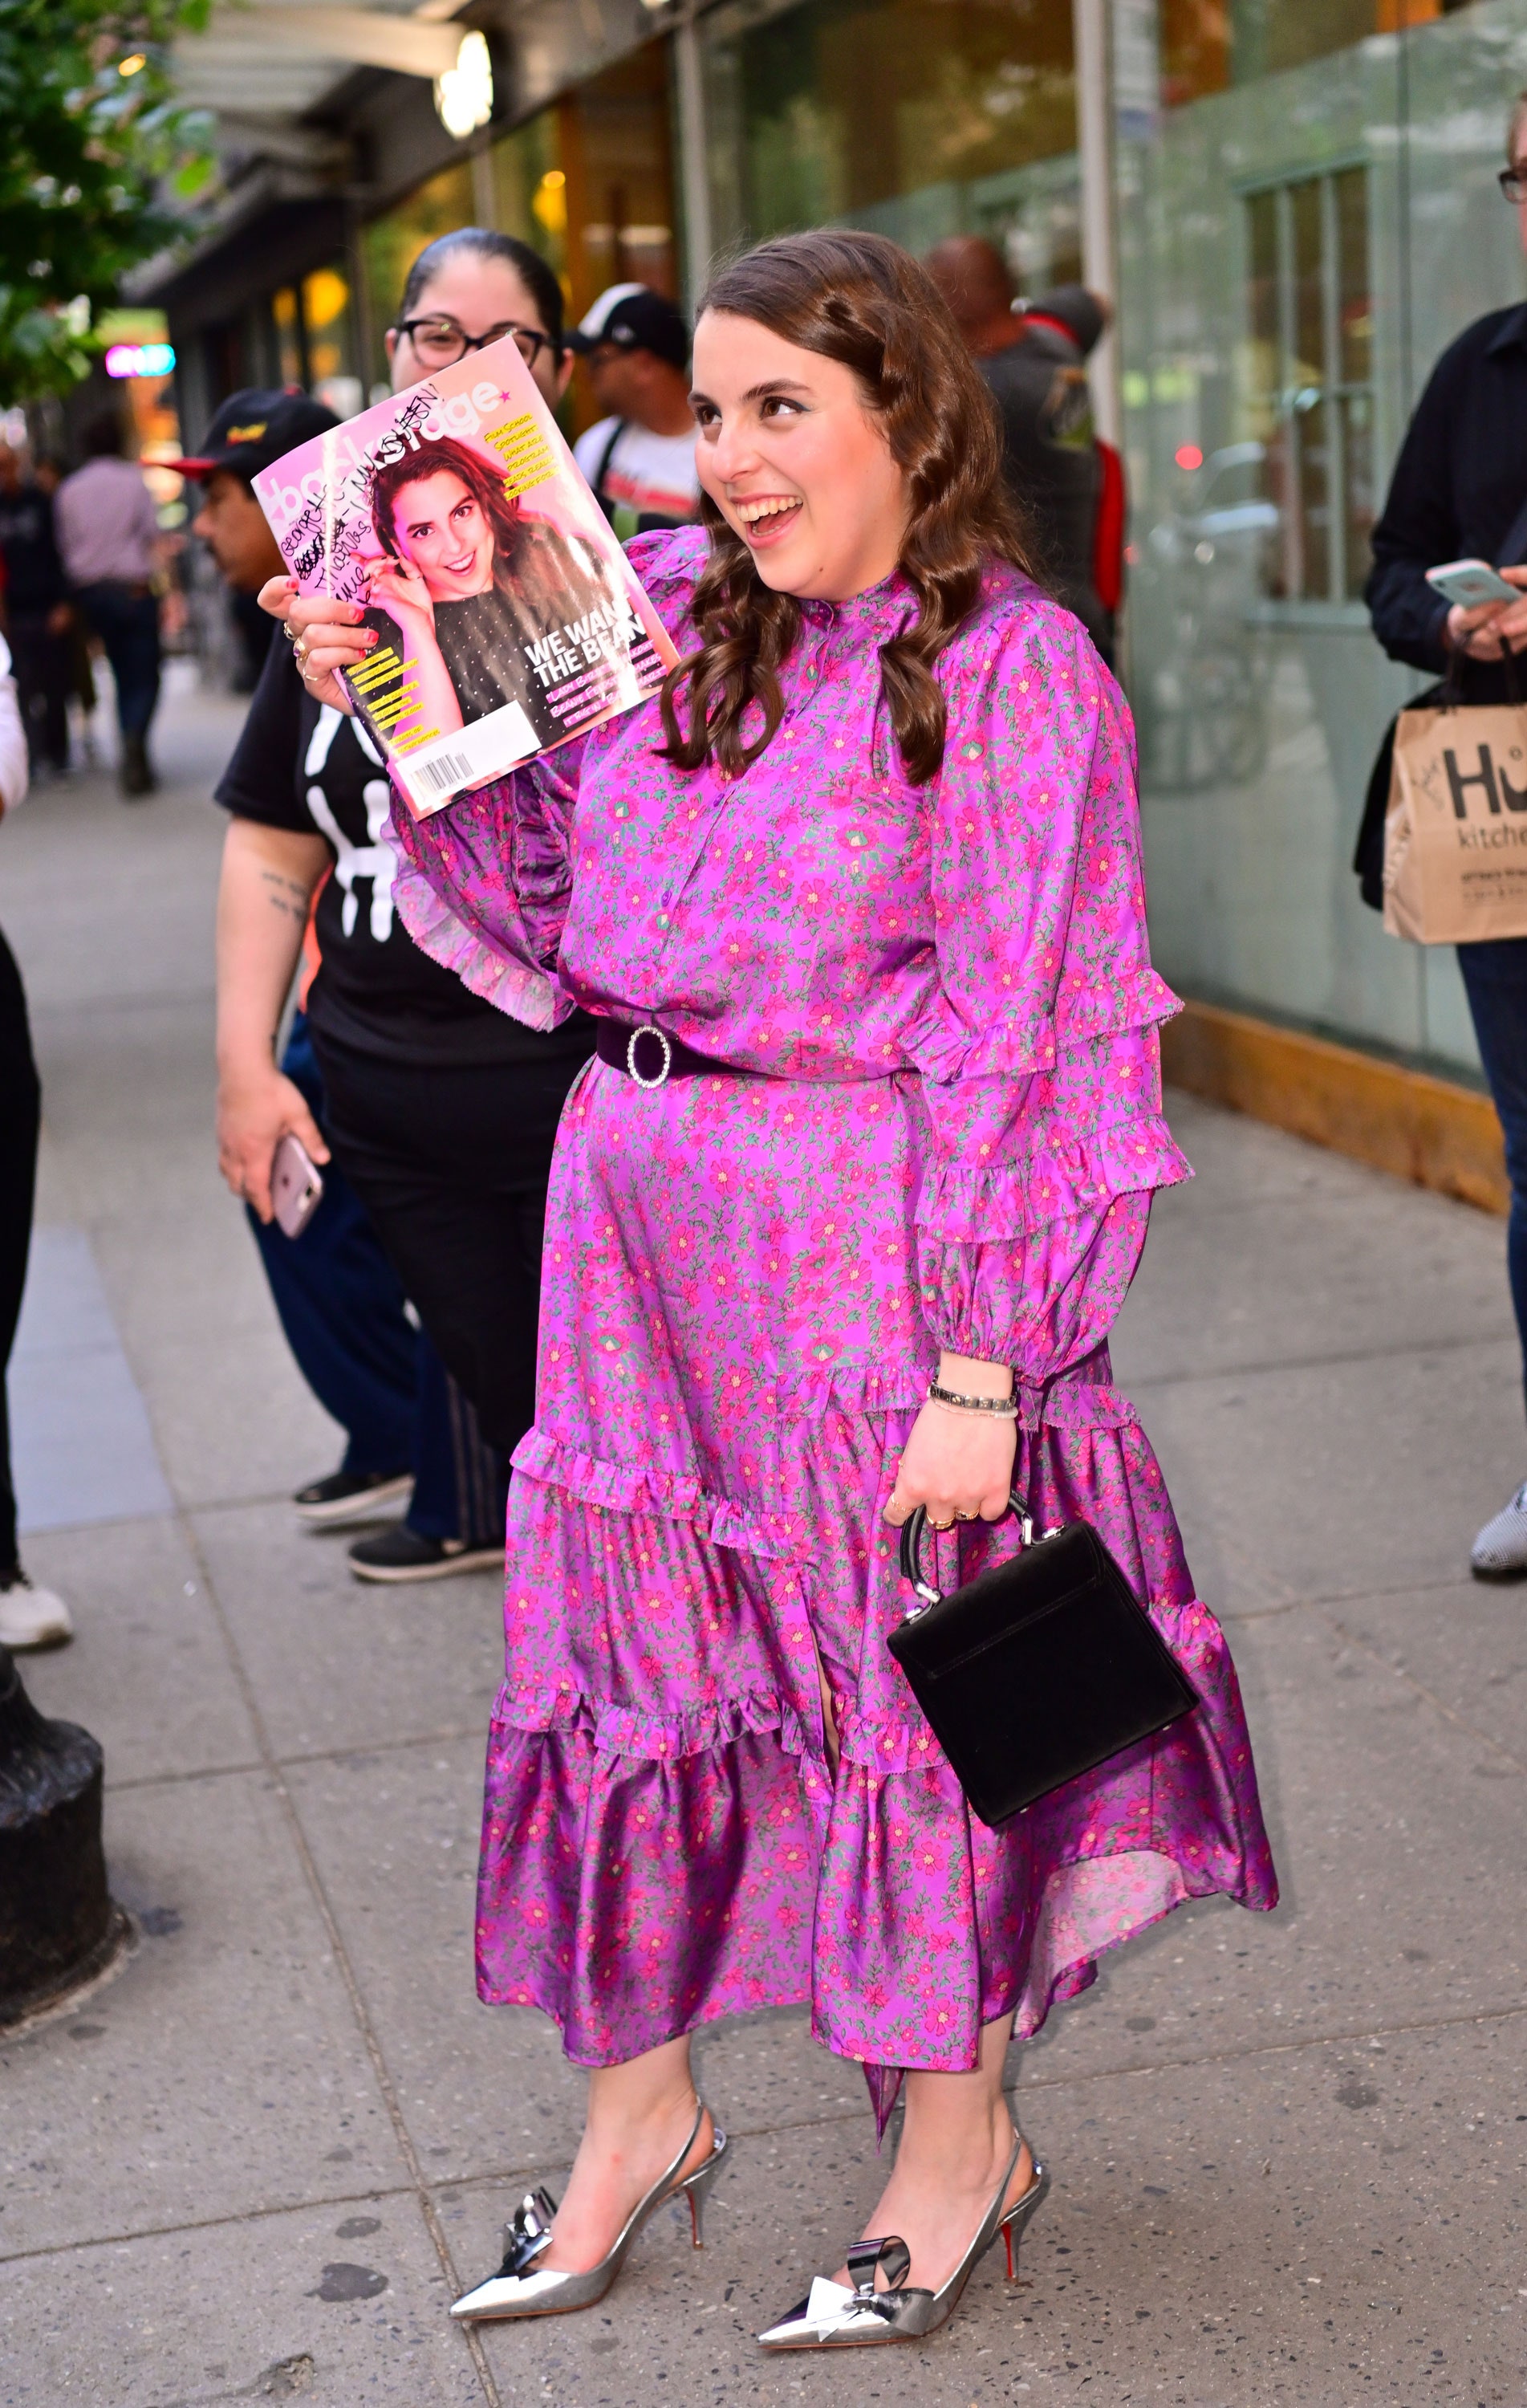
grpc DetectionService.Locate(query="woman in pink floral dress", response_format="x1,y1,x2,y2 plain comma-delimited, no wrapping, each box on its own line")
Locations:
275,230,1276,2349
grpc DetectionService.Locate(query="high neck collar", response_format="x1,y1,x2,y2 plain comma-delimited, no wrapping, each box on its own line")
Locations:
798,567,916,639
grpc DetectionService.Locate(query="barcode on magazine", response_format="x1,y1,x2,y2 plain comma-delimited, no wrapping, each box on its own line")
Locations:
412,750,476,795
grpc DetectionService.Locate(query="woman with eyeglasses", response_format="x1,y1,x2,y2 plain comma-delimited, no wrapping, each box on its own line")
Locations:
214,231,597,1575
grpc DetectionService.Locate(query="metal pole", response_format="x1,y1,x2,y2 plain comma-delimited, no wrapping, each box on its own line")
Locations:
1073,0,1121,446
674,11,714,313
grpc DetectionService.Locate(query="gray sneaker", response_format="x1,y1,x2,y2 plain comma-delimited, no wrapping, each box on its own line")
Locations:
1471,1480,1527,1580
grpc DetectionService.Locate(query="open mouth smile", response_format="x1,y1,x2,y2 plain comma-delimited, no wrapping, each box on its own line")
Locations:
733,494,803,547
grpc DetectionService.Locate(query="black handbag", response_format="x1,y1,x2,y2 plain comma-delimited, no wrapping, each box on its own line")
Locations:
887,1497,1197,1828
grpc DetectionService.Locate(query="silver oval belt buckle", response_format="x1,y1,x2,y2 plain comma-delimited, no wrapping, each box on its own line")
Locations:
625,1023,673,1088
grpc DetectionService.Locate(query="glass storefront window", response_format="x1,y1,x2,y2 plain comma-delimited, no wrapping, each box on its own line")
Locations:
701,0,1077,290
493,109,568,303
1116,0,1524,1079
1235,169,1375,604
559,44,677,315
362,161,476,387
1161,0,1457,103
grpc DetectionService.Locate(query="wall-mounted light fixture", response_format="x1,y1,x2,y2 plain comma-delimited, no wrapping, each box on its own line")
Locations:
239,12,497,141
435,29,493,138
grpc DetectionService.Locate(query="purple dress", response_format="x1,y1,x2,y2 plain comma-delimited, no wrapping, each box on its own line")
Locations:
391,528,1277,2119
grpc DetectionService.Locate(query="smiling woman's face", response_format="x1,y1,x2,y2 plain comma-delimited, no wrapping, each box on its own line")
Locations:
388,470,493,599
689,311,909,603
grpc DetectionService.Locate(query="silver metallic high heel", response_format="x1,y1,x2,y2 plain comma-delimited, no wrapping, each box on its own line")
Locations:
757,2127,1048,2349
449,2098,727,2322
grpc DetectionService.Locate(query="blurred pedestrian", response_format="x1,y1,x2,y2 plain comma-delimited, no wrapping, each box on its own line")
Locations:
924,238,1111,657
0,632,74,1648
279,226,1276,2341
0,445,71,775
1029,283,1127,661
238,231,599,1565
571,285,699,536
55,412,163,796
178,386,506,1580
1367,86,1527,1580
35,457,99,759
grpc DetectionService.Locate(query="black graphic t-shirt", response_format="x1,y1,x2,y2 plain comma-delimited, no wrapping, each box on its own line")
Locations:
216,629,595,1068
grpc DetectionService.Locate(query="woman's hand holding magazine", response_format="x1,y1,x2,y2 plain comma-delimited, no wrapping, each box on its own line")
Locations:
250,330,676,816
258,576,372,717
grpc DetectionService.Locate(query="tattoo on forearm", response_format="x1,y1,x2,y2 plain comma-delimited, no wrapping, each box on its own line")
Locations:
259,867,310,925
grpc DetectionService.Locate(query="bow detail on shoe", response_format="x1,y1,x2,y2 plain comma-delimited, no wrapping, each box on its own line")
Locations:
495,2185,558,2280
789,2235,914,2334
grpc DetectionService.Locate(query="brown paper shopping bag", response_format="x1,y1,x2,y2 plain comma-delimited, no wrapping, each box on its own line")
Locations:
1384,696,1527,942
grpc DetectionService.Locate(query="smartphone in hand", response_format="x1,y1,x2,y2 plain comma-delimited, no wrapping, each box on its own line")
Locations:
1425,558,1521,609
271,1131,324,1238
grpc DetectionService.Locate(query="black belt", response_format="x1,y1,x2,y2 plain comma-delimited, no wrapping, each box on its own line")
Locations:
595,1018,735,1088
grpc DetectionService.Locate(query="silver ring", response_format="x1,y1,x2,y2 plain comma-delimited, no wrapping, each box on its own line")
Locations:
626,1023,672,1088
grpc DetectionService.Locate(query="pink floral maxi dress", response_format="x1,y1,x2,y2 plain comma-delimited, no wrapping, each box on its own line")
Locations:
390,529,1277,2117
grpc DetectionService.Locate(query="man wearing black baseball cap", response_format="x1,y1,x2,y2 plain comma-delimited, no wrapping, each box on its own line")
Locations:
168,386,339,605
569,284,700,538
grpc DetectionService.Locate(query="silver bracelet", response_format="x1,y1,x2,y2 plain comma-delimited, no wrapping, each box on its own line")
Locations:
927,1381,1017,1418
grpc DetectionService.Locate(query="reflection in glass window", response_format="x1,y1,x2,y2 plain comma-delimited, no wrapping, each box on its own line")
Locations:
1161,0,1452,103
701,0,1077,287
1243,165,1374,602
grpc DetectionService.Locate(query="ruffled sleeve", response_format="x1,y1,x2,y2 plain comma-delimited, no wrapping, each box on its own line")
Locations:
388,738,585,1031
386,524,705,1033
910,595,1189,1378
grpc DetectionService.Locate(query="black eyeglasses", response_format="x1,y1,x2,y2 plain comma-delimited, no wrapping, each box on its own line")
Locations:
396,315,555,369
1500,167,1527,203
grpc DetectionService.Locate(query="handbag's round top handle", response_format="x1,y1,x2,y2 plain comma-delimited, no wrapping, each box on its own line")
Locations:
897,1492,1037,1614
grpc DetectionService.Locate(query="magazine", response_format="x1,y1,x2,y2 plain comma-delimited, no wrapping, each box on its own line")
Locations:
252,333,680,817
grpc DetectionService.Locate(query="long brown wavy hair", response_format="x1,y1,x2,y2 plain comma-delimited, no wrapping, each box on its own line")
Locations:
657,229,1039,787
371,434,587,621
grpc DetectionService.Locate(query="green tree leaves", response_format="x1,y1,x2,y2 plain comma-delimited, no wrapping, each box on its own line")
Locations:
0,1,212,397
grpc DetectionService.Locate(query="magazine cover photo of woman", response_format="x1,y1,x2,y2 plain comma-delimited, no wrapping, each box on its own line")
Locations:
361,433,617,752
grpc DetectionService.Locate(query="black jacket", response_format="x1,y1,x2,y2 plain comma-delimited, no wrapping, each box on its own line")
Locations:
1366,300,1527,706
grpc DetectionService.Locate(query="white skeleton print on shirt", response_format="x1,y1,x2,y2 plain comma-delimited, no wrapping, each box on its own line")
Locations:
301,705,396,942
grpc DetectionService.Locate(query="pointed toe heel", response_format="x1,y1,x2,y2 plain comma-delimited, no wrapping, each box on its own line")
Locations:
757,2129,1048,2350
450,2101,728,2323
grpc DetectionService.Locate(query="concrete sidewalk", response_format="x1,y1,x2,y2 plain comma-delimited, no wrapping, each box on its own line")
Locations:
2,676,1525,2407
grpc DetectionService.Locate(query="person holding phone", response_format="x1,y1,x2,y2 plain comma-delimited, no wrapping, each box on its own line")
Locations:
1367,86,1527,1580
212,231,597,1578
186,386,507,1576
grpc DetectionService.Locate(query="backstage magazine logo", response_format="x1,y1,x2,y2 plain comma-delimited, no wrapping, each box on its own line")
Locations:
254,334,678,817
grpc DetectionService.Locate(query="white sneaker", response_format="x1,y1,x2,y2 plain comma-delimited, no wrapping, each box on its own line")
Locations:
0,1568,75,1649
1471,1481,1527,1580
